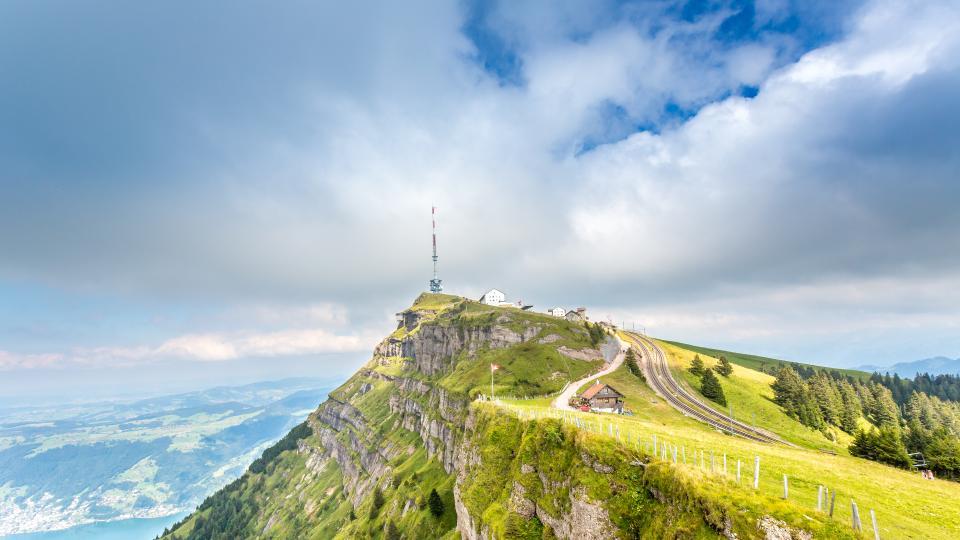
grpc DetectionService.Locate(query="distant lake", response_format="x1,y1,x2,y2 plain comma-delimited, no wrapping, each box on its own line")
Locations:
2,514,186,540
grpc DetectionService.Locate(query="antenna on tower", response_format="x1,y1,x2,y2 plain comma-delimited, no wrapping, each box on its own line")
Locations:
429,206,443,293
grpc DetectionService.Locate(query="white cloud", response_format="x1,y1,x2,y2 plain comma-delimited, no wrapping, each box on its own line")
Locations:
1,0,959,373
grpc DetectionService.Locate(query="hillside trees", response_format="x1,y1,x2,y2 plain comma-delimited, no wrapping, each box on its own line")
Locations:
715,355,733,377
772,367,824,429
766,364,960,479
700,369,727,406
689,355,705,376
849,427,911,468
586,322,605,346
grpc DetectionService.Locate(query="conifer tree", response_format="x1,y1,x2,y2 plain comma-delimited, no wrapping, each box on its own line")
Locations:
715,355,733,377
428,488,444,518
369,487,385,519
700,368,727,406
625,348,645,381
689,354,705,376
385,521,400,540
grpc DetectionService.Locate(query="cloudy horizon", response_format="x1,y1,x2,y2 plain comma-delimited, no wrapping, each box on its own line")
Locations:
2,0,959,401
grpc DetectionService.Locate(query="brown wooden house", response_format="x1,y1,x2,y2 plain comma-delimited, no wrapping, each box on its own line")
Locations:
579,381,624,413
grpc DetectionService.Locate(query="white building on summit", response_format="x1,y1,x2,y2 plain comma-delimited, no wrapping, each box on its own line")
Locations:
479,289,533,310
547,307,566,317
479,289,506,306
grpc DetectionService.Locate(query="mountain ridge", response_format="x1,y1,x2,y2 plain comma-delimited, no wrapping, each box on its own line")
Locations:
857,356,960,378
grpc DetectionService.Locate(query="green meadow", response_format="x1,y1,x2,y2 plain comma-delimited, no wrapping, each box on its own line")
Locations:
499,337,960,539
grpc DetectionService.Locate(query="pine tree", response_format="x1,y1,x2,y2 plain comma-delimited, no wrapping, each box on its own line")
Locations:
428,488,444,518
839,381,862,433
715,355,733,377
689,355,705,376
369,487,385,519
625,348,645,381
849,427,910,468
700,368,727,406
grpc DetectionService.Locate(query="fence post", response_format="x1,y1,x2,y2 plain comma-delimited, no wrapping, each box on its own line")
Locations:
736,460,741,483
672,446,677,464
817,485,823,511
851,500,862,531
753,457,760,489
783,474,788,499
871,509,880,540
829,489,836,517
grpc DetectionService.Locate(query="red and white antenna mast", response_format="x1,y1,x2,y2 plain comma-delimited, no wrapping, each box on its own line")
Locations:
429,206,443,293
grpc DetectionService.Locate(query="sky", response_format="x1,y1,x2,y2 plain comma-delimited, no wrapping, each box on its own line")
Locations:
1,0,959,403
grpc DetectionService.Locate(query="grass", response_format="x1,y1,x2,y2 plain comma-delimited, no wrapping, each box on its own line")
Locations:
497,345,960,539
658,340,851,451
665,340,872,381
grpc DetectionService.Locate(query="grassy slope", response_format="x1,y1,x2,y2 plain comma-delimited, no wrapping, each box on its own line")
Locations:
502,338,960,539
435,302,604,399
665,340,872,381
659,340,852,451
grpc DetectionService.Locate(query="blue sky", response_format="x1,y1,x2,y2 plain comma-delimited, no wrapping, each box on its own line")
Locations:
2,0,959,402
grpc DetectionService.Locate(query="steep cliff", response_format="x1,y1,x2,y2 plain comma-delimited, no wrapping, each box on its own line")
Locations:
159,294,841,539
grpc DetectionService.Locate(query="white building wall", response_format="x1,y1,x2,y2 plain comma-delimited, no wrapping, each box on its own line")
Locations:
481,289,506,305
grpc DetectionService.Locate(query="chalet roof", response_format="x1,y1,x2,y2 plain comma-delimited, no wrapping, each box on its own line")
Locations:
479,288,505,300
581,382,623,400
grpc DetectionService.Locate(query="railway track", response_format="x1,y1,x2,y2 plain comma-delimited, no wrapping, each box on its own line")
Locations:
624,332,791,446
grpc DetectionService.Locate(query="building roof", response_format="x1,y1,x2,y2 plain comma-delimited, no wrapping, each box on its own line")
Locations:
581,382,623,400
479,288,505,300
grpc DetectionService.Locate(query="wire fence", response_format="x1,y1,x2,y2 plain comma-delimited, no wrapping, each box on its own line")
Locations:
492,401,884,539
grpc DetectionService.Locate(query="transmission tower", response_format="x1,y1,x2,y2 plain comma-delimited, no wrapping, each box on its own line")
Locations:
429,206,443,293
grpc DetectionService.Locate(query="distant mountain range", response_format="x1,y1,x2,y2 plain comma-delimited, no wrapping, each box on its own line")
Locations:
0,377,339,536
857,356,960,378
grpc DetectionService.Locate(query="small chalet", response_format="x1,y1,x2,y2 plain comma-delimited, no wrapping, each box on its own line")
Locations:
547,307,566,317
564,307,588,322
579,381,624,413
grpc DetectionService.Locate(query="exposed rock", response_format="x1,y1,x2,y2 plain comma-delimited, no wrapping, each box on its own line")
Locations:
757,516,812,540
402,323,532,375
509,482,536,518
538,334,562,344
520,464,536,474
558,346,602,362
536,487,616,540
